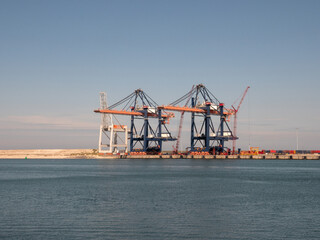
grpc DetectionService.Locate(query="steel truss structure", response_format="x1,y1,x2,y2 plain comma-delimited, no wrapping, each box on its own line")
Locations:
159,84,236,154
95,89,176,154
98,92,128,154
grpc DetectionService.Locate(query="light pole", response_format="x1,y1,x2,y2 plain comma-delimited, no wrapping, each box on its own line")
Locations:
296,128,299,151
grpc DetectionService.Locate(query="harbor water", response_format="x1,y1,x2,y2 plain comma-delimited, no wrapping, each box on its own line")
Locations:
0,159,319,239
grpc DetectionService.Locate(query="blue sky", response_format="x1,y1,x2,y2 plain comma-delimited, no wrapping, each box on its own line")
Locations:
1,0,319,150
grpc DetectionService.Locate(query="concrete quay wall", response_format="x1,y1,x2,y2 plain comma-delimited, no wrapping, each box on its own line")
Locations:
0,149,319,160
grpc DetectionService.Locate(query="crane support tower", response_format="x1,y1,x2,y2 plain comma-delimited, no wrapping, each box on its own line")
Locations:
95,89,176,154
98,92,128,154
173,85,195,153
231,86,250,154
159,84,235,154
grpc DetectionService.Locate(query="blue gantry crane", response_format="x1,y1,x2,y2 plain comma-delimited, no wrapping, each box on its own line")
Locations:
95,89,176,154
159,84,235,154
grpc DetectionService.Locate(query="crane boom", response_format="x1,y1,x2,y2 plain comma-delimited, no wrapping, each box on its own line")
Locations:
158,105,233,115
94,109,174,119
236,86,250,112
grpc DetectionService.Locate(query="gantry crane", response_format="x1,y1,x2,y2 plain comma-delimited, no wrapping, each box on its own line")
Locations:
95,89,176,154
159,84,235,154
98,92,128,154
231,86,250,154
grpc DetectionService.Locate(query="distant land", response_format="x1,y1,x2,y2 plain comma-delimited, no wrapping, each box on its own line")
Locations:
0,149,98,159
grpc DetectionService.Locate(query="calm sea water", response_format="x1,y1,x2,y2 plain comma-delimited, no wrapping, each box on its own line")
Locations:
0,159,319,240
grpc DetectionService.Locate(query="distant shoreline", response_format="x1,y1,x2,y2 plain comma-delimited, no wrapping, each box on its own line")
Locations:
0,149,319,160
0,149,99,159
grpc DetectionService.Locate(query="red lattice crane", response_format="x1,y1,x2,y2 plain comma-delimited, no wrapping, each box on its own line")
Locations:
231,86,250,154
172,85,195,154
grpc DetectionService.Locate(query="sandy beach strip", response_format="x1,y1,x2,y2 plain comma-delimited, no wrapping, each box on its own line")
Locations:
0,149,97,159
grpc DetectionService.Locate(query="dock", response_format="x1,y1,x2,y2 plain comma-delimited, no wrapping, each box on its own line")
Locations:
0,149,319,160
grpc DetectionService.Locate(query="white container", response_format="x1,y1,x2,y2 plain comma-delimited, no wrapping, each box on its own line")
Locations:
161,133,170,138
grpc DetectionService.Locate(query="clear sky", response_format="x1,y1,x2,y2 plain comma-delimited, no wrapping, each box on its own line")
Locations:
1,0,319,150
